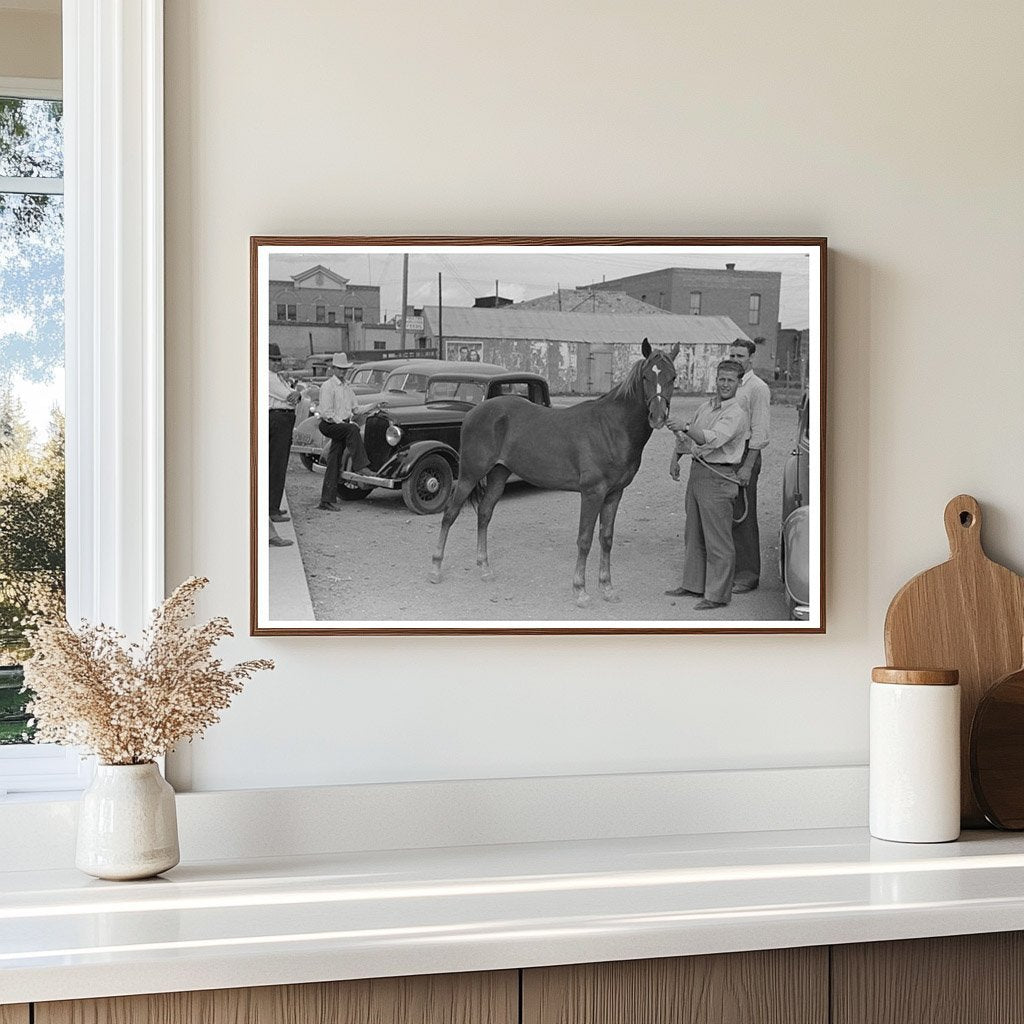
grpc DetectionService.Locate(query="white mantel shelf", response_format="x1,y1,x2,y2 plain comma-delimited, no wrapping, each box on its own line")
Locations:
4,826,1024,1004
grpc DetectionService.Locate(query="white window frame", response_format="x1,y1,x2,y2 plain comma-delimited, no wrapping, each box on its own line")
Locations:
0,1,165,797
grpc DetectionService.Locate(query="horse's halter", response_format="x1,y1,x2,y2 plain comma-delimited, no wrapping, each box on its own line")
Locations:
642,354,676,428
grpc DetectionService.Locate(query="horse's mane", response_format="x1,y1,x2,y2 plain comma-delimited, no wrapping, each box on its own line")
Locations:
601,358,646,405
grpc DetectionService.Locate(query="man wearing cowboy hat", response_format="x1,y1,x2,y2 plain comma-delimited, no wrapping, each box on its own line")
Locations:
268,342,300,523
317,352,377,510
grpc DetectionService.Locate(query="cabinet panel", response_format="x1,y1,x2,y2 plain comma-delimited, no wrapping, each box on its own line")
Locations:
523,948,828,1024
36,971,517,1024
832,932,1024,1024
0,1007,30,1024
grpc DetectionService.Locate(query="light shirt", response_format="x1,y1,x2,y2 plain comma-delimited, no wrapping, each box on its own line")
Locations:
736,369,771,450
672,396,749,464
318,374,366,422
269,371,294,410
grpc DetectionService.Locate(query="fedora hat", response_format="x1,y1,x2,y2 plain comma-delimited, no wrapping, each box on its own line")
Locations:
268,343,282,359
331,352,352,369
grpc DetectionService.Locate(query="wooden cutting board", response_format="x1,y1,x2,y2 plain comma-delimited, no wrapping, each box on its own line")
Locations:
970,650,1024,829
884,494,1024,827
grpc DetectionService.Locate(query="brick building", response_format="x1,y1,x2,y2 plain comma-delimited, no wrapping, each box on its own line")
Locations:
587,265,781,374
268,265,381,360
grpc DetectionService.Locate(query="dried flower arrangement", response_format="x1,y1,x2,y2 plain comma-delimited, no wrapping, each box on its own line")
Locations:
22,577,272,765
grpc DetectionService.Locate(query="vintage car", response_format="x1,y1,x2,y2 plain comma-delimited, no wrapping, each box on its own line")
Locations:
292,368,551,515
358,358,507,410
346,359,418,396
780,393,811,620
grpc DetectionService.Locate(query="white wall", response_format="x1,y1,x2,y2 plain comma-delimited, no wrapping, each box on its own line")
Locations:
164,1,1024,792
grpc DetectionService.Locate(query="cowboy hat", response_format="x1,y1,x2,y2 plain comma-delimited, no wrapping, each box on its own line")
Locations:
331,352,352,369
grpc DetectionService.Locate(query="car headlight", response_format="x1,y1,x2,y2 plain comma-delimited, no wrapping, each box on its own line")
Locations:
385,424,403,447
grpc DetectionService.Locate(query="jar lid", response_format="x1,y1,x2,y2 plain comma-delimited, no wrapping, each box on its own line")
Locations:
871,667,959,686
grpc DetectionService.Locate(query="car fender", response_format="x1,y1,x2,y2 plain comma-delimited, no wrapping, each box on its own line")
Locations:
388,440,459,481
782,504,810,609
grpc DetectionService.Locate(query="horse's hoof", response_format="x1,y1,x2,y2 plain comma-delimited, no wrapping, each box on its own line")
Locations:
575,591,591,608
602,588,621,604
480,567,494,582
428,569,442,584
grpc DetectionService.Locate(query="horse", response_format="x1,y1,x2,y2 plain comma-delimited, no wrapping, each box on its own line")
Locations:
429,338,680,607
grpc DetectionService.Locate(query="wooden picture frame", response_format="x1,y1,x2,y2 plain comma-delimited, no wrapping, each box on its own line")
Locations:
251,237,826,635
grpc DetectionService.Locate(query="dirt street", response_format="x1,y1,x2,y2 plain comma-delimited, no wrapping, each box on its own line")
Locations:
286,399,798,624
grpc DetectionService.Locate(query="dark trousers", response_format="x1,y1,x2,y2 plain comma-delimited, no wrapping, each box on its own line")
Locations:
682,460,740,604
318,419,369,504
732,449,762,587
268,408,295,515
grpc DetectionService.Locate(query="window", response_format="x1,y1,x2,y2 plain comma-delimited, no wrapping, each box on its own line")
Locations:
316,305,325,323
418,337,428,349
373,340,386,351
276,303,286,320
353,307,363,322
749,293,761,325
0,91,65,752
327,311,336,324
344,306,354,322
287,304,297,321
689,292,701,315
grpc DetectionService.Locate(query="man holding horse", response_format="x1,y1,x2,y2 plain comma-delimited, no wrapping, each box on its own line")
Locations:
665,360,750,611
727,338,771,593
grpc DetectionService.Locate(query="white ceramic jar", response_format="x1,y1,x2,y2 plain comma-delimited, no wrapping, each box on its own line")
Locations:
870,667,961,843
76,762,180,880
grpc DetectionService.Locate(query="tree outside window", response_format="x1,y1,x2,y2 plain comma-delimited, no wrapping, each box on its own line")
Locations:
0,95,65,744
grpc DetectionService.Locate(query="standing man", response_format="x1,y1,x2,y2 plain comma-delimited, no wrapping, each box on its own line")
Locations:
317,352,376,511
268,343,300,523
664,360,750,610
727,338,771,593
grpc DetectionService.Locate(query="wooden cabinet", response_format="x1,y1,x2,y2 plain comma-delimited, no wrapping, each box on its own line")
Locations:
832,932,1024,1024
34,972,517,1024
14,933,1024,1024
522,948,828,1024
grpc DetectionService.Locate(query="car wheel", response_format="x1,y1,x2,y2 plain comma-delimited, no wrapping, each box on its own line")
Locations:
299,454,316,472
337,475,373,501
402,454,453,515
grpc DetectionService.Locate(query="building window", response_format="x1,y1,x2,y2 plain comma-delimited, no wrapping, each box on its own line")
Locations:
0,91,65,751
689,292,701,315
275,303,286,320
344,307,354,322
287,304,297,321
354,307,364,322
373,340,386,351
327,311,336,324
418,337,428,349
316,305,325,323
749,294,761,325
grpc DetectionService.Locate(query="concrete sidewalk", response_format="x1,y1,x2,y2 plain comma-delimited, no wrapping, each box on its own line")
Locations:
267,490,315,621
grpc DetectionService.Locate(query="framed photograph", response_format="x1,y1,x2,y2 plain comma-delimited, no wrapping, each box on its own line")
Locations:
251,237,826,635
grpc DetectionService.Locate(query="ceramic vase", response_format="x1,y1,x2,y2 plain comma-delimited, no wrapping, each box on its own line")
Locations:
76,762,180,880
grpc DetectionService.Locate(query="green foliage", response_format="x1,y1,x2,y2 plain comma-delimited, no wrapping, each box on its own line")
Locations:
0,392,65,666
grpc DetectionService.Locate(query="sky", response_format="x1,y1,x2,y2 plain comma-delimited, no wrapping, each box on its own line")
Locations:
268,248,813,330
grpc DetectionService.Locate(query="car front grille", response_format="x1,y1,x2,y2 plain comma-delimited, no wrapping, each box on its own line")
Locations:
364,414,390,471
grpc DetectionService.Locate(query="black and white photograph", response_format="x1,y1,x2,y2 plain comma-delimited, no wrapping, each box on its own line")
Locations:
251,238,825,634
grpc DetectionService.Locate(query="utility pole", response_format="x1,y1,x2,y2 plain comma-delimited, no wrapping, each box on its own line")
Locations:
438,271,444,359
494,279,499,304
399,253,409,351
557,283,561,311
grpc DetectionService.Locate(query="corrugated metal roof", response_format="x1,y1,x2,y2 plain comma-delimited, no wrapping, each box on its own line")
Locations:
423,307,748,347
